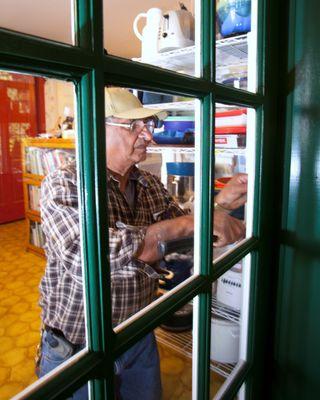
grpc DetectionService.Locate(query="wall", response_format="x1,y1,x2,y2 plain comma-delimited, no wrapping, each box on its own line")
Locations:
273,0,320,398
104,0,193,59
44,79,74,132
0,0,73,44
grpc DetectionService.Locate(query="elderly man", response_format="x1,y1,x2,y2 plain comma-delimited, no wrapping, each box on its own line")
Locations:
38,87,247,399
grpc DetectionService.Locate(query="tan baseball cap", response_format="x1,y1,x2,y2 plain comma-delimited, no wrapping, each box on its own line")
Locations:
105,87,167,121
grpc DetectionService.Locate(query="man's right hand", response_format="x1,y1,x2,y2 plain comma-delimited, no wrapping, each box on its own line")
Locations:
213,210,245,247
215,173,248,211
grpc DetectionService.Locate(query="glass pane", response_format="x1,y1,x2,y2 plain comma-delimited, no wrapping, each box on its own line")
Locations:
210,255,251,398
213,103,256,257
215,0,258,92
112,302,193,398
105,86,198,327
0,0,74,45
0,72,81,398
104,1,199,77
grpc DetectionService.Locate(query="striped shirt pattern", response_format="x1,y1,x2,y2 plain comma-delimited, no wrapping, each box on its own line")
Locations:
39,162,184,344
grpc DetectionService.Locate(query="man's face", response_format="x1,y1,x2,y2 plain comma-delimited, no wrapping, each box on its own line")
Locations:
106,117,155,168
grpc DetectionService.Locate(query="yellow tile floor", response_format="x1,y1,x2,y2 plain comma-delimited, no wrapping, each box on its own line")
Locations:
0,220,224,399
0,220,45,399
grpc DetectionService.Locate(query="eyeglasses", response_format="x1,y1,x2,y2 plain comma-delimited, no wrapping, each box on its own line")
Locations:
106,119,156,135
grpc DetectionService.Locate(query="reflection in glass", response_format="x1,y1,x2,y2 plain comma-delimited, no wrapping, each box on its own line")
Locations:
215,0,257,92
104,1,198,76
210,255,251,399
0,74,77,398
0,0,74,44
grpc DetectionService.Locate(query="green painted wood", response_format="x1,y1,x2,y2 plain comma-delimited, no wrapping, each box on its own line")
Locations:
18,351,103,400
213,238,259,280
77,71,114,399
0,28,94,74
75,1,114,398
273,0,320,398
215,360,250,400
0,0,276,398
196,88,214,400
113,275,208,357
239,0,288,397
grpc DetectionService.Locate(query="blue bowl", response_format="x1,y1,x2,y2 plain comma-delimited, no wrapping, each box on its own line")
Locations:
153,130,194,145
163,116,194,132
166,162,195,176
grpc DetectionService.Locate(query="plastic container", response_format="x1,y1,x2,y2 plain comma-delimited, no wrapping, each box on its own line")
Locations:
217,0,251,38
166,162,194,176
210,315,240,363
152,130,194,145
217,269,242,310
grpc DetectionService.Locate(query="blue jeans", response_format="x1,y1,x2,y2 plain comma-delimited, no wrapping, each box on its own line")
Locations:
38,329,162,400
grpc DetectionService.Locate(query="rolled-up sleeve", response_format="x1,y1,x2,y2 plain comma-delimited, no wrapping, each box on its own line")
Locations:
108,223,159,325
108,223,146,271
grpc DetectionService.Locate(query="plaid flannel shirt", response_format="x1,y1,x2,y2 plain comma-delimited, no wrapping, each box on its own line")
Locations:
39,161,185,344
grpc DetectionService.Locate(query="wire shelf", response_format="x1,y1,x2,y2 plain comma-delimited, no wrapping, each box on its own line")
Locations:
156,327,193,358
146,100,195,111
132,46,195,75
155,327,236,378
212,294,241,324
216,34,248,68
147,145,195,154
133,34,248,75
144,100,237,111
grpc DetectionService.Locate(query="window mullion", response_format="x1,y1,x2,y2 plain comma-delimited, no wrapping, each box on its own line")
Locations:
76,0,114,398
194,0,215,393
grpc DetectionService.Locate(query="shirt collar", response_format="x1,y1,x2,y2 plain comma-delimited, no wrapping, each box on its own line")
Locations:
107,166,149,187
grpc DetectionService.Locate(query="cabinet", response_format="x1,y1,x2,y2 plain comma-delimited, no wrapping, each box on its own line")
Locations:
21,137,75,257
0,73,46,224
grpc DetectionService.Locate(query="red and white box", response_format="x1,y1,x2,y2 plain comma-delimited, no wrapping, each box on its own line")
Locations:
215,109,247,148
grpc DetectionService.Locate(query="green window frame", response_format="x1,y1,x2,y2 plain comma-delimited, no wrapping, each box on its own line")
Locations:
0,0,278,398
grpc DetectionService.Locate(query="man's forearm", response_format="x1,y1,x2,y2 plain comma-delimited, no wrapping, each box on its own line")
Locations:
137,215,194,263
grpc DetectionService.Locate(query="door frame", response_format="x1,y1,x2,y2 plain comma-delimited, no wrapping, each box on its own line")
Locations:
0,0,281,398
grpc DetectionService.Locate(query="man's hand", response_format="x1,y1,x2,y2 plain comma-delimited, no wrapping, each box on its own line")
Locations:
215,173,248,211
213,211,245,247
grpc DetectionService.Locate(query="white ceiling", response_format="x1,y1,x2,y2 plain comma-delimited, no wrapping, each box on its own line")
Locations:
0,0,193,59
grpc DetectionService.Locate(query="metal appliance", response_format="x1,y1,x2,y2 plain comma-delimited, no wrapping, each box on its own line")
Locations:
158,4,195,53
166,162,194,207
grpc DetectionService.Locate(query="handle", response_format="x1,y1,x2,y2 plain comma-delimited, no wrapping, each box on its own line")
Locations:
158,270,175,286
133,13,147,41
